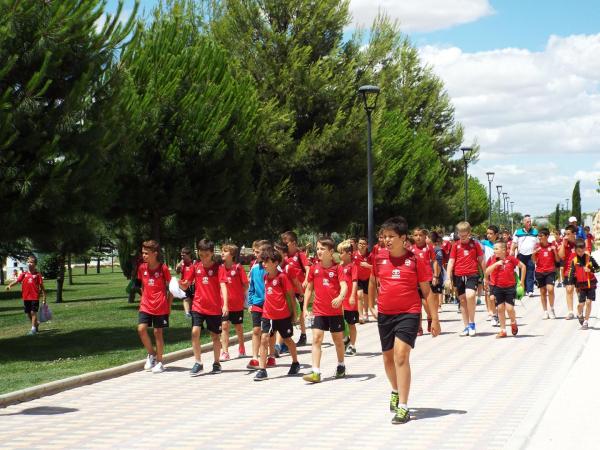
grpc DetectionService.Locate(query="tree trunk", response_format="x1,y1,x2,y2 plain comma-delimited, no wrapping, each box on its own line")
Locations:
84,260,88,275
0,256,4,285
96,256,101,274
56,252,66,303
151,210,161,241
67,253,73,285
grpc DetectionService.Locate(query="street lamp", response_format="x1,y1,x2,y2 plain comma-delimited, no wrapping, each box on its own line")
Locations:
461,147,472,221
503,193,509,225
358,85,381,250
486,172,495,225
565,198,570,213
496,185,503,224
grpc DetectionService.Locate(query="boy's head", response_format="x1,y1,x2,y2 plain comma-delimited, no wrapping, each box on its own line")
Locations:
413,227,428,246
378,229,384,245
274,241,289,257
180,247,193,263
316,237,335,263
281,231,299,251
348,237,358,251
430,231,440,245
358,237,368,254
253,240,270,260
575,238,586,256
585,226,590,233
221,243,238,262
142,240,160,264
380,216,409,251
456,221,471,243
197,239,215,263
502,229,511,240
27,255,38,270
261,247,282,272
337,240,353,263
493,241,507,258
565,225,577,242
486,225,499,242
538,228,550,244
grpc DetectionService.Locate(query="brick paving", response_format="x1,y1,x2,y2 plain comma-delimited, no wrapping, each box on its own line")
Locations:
0,288,597,449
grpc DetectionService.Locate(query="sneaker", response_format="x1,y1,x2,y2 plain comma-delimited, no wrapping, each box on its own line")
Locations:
190,362,203,376
391,407,410,425
581,320,589,330
486,314,492,322
296,334,307,347
496,330,507,339
476,298,482,305
267,356,276,368
566,312,575,320
144,354,157,371
220,351,230,362
557,282,563,288
280,343,289,354
335,364,346,379
549,309,556,319
468,327,476,337
345,345,356,357
211,363,222,374
238,346,246,357
273,344,282,358
459,327,469,337
491,316,499,327
152,362,165,373
511,322,518,336
246,359,259,370
578,315,584,325
389,392,399,412
303,371,322,383
288,361,301,375
359,316,366,324
185,312,192,318
26,329,36,336
543,311,549,320
254,369,268,381
427,318,432,333
528,292,534,297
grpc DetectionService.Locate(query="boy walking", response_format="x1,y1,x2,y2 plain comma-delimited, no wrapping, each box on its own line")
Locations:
6,255,47,335
559,225,577,319
338,241,359,356
532,228,559,319
568,239,600,330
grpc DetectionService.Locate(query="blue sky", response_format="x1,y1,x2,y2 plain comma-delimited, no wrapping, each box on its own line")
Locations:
105,0,600,219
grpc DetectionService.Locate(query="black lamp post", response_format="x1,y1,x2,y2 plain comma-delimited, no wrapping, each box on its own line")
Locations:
503,193,509,225
510,201,515,233
496,185,503,224
486,172,495,225
461,147,472,221
358,85,381,250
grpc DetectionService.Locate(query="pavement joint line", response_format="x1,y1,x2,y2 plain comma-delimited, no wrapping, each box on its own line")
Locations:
0,330,252,408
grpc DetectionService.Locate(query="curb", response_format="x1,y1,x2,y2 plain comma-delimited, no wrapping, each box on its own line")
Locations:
0,331,253,408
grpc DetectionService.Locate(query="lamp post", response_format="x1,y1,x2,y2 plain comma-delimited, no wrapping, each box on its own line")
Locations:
486,172,495,225
496,185,503,225
565,198,570,214
510,201,515,233
461,147,472,221
358,85,381,250
503,193,509,226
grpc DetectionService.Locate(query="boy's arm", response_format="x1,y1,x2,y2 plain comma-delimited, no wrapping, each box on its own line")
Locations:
285,291,296,321
220,283,228,315
368,274,376,308
446,259,455,287
590,257,600,273
558,241,566,259
478,256,486,278
5,280,17,290
517,262,526,288
332,281,347,307
303,282,313,316
349,280,358,306
40,282,47,302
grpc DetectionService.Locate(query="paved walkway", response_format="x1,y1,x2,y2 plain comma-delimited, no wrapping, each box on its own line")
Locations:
1,288,598,449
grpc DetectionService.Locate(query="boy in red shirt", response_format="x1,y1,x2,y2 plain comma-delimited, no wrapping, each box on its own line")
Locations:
584,226,595,252
532,228,559,319
182,239,228,376
371,216,440,425
135,240,172,373
446,222,486,336
411,228,437,334
353,237,373,323
6,255,47,335
302,237,348,383
281,231,311,346
175,247,195,318
338,241,359,356
219,243,249,361
254,248,301,381
559,225,577,319
567,239,600,330
485,242,526,338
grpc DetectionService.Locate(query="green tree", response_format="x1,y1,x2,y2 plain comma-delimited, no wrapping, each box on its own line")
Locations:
446,176,489,228
554,203,561,231
572,180,582,222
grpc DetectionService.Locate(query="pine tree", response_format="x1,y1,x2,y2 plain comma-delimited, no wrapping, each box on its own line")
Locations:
572,180,582,222
555,203,561,231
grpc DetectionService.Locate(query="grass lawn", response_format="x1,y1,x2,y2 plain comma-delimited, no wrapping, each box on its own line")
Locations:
0,267,253,395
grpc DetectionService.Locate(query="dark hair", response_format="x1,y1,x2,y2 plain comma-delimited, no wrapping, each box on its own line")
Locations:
538,228,550,237
565,225,577,234
281,231,298,243
28,254,38,263
487,225,499,234
142,240,160,253
181,246,192,255
358,237,368,243
261,247,282,264
380,216,409,237
317,237,335,250
575,238,586,248
274,241,289,255
197,239,215,252
430,231,440,243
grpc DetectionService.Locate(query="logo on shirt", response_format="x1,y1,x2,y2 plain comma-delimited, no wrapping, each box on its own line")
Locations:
267,287,273,294
202,276,209,285
328,271,334,278
208,270,213,276
323,279,330,286
405,259,411,267
144,271,148,276
463,250,469,256
148,278,155,286
230,270,236,276
391,268,401,279
315,269,319,275
272,279,278,286
154,272,160,278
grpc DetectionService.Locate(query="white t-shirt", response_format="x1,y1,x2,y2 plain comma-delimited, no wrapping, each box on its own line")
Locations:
512,229,538,256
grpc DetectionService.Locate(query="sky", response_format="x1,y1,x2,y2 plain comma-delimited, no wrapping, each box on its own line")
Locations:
106,0,600,218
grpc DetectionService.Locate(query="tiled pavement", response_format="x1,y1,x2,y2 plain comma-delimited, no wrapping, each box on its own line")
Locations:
1,288,598,450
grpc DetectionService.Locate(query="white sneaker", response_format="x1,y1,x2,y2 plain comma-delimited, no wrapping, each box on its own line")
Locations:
528,292,534,297
144,354,156,371
460,327,469,336
468,327,476,337
486,314,492,321
543,311,549,320
152,362,165,373
549,309,556,319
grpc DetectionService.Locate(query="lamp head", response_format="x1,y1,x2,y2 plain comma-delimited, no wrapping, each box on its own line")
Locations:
358,85,381,112
496,185,503,195
486,172,495,182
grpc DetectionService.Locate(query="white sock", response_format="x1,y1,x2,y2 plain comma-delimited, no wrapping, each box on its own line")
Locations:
338,361,345,367
398,403,408,411
31,326,36,331
313,367,321,374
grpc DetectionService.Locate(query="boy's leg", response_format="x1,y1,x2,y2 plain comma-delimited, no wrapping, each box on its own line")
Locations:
268,334,276,358
259,332,270,368
183,297,191,315
539,286,548,311
349,324,357,345
221,320,230,354
465,288,477,323
138,323,155,355
252,326,261,359
191,326,202,362
297,297,307,335
497,304,506,331
394,338,412,405
210,331,221,363
234,323,245,350
357,290,365,320
584,299,592,321
547,285,555,308
153,328,164,362
331,331,345,363
506,303,516,324
283,337,299,363
566,284,574,317
459,294,469,326
577,294,584,317
311,328,324,370
382,349,397,390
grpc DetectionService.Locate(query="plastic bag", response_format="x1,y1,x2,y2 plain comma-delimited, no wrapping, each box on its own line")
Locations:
38,303,52,322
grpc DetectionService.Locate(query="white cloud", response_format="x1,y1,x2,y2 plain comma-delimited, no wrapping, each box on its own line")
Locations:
349,0,495,32
420,34,600,216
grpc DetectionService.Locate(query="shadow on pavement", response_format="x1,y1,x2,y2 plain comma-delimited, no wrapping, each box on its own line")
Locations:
410,407,467,420
0,406,78,416
314,373,376,383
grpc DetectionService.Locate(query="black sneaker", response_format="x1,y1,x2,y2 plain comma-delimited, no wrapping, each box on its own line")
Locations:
211,363,222,374
296,334,307,347
190,362,203,377
578,315,584,325
391,407,410,425
335,364,346,379
288,361,301,376
254,369,268,381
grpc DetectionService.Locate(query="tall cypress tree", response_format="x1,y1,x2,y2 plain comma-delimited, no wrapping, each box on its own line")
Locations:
554,203,561,231
572,180,582,222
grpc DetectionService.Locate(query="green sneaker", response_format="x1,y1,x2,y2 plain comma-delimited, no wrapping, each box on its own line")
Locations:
391,406,410,425
335,364,346,379
302,371,321,383
389,392,399,412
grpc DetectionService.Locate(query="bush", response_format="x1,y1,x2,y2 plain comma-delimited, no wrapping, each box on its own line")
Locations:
39,254,61,279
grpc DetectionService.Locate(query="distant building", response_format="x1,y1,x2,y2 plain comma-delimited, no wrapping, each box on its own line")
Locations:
3,257,28,281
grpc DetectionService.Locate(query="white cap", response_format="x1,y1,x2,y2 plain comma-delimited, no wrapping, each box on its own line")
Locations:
442,236,451,242
568,216,577,223
169,278,187,299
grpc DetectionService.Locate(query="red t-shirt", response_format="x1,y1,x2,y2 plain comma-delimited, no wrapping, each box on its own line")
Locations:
219,263,248,312
340,262,358,311
488,256,519,288
372,250,429,315
411,244,434,280
17,271,44,301
285,251,309,293
138,263,171,315
535,243,557,274
562,241,576,276
262,272,293,320
352,250,372,281
308,262,344,317
442,241,452,265
485,258,496,286
185,262,223,315
450,239,483,276
587,234,595,252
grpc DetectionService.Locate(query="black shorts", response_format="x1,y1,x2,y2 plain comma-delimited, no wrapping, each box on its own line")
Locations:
453,275,480,296
138,311,170,328
251,310,263,328
313,315,344,333
184,285,195,299
430,281,443,294
555,261,563,268
23,301,40,314
535,272,556,287
222,310,244,325
378,312,420,351
357,279,369,293
191,312,222,334
260,317,294,339
344,310,359,325
493,287,516,306
578,288,596,303
563,277,575,286
487,284,496,298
